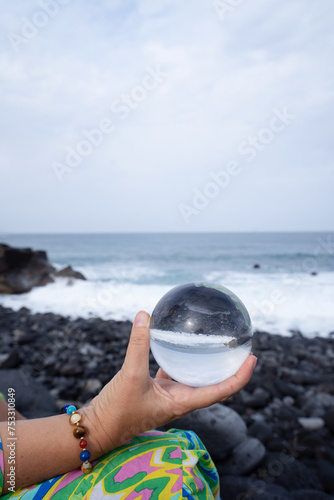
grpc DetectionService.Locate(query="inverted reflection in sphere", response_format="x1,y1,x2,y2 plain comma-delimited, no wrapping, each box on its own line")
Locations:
150,282,252,387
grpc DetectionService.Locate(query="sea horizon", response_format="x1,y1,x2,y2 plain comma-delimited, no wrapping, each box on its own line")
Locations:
2,230,333,235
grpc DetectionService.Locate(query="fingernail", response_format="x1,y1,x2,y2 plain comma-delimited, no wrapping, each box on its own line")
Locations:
134,311,149,327
252,356,258,370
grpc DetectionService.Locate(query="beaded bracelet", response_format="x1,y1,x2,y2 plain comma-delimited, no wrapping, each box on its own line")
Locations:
62,404,92,474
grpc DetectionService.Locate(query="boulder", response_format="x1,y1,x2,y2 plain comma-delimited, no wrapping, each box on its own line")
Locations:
0,351,22,369
315,392,334,408
292,490,333,500
167,403,247,461
219,437,266,475
298,417,325,431
0,243,55,294
316,460,334,494
0,369,57,418
220,475,292,500
323,409,334,433
260,453,323,492
53,265,86,280
275,380,302,398
248,420,273,444
241,387,271,408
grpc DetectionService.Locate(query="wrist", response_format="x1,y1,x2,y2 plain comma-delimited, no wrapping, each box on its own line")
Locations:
79,404,122,458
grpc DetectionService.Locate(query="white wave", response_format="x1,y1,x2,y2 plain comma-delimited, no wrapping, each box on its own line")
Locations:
205,271,334,337
63,262,166,282
151,329,234,346
0,278,170,322
0,272,333,337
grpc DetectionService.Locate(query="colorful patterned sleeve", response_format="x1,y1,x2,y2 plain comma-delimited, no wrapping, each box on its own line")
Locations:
0,428,220,499
0,436,4,496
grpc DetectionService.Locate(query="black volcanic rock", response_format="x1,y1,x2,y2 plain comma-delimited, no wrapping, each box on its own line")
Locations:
0,369,57,418
165,404,248,461
53,265,86,280
260,452,323,492
0,306,334,498
0,243,55,294
0,350,22,369
292,490,334,500
220,475,292,499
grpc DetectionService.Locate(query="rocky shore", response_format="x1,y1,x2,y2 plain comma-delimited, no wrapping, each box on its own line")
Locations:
0,305,334,499
0,242,85,294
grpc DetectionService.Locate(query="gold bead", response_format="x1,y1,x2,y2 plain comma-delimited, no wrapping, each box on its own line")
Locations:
81,461,92,474
69,412,82,425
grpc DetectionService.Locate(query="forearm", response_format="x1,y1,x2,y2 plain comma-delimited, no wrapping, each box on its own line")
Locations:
0,406,117,494
0,309,257,495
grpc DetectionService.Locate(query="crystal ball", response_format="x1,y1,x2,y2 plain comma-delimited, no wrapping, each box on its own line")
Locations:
150,282,252,387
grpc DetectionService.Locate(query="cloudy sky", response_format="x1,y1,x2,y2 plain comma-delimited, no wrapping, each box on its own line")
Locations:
1,0,333,233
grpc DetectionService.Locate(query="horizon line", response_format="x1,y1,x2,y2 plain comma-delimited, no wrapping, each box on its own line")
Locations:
1,230,333,236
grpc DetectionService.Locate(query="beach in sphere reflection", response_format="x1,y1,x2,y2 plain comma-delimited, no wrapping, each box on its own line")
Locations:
150,282,253,387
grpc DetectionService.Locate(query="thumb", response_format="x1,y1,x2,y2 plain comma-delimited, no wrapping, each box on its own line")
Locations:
122,311,151,378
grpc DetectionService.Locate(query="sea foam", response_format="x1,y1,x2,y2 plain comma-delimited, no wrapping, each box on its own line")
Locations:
0,270,333,337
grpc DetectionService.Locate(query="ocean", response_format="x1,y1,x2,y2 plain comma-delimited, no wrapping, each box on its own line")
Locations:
0,232,333,337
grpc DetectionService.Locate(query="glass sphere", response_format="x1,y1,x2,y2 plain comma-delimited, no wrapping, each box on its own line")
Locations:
150,282,252,387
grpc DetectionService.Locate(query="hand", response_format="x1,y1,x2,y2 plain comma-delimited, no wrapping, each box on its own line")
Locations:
83,311,257,455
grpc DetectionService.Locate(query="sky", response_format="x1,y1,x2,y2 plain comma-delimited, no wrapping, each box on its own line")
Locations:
1,0,334,233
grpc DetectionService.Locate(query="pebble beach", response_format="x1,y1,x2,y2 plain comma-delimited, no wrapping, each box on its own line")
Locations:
1,305,334,499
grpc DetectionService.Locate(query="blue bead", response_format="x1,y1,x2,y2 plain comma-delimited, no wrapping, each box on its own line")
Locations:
62,404,71,413
66,405,77,415
80,450,91,462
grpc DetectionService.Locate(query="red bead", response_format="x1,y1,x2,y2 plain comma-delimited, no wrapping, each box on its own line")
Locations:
80,439,87,449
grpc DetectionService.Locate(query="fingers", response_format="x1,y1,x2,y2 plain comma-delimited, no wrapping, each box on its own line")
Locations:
122,311,151,378
188,355,257,410
155,368,172,380
217,354,257,398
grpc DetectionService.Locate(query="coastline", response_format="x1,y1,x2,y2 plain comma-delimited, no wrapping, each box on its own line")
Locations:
1,234,334,338
1,305,334,498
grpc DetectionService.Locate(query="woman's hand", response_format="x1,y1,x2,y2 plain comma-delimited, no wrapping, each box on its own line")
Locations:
83,311,257,455
0,311,256,493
